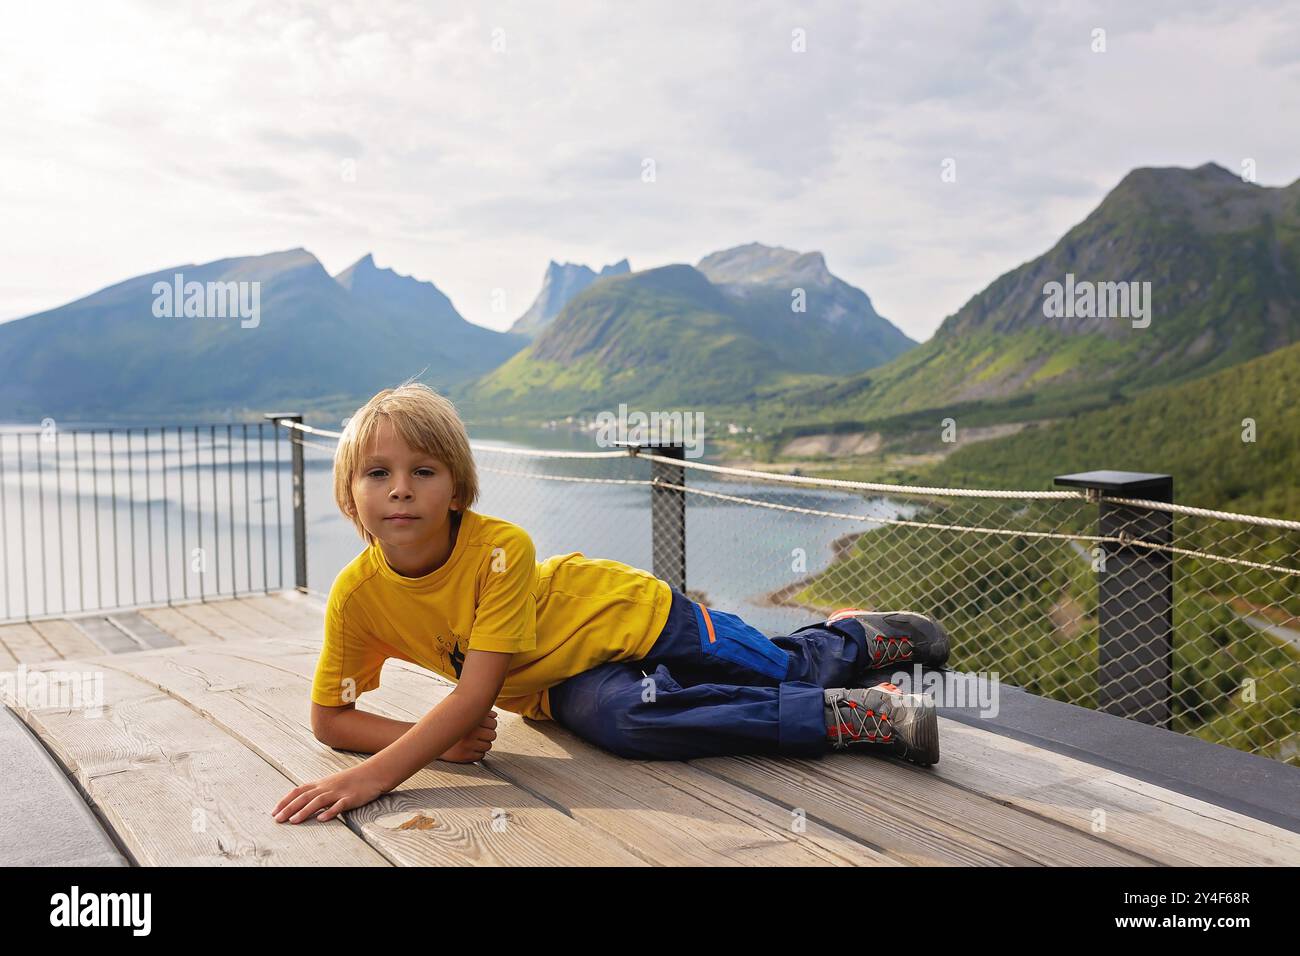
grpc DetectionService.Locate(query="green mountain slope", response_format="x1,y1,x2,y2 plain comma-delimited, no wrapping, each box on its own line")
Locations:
792,341,1300,763
457,244,916,420
508,258,631,338
457,264,793,417
926,337,1300,519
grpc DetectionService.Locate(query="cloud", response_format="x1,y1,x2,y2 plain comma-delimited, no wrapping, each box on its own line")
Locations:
222,165,303,192
255,128,367,157
0,0,1297,341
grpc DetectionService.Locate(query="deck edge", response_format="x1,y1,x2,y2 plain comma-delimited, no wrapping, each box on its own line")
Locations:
930,671,1300,837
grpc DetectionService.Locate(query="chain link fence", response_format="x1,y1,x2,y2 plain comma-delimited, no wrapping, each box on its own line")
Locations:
473,439,1300,767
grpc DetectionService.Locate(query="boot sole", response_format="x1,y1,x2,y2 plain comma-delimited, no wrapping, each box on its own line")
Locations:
900,696,940,766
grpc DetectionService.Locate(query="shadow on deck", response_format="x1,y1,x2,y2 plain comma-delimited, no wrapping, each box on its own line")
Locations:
2,593,1298,867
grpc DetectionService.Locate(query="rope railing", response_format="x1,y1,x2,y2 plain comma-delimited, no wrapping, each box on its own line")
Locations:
287,421,1300,577
644,477,1300,578
635,449,1090,500
274,417,631,459
275,415,1298,519
1095,495,1300,532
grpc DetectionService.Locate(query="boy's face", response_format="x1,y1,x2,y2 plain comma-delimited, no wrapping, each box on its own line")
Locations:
349,419,460,553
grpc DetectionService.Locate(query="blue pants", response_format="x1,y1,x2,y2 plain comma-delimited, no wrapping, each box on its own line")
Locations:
547,588,872,760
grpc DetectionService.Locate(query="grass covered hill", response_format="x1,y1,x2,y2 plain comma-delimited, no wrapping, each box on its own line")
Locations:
926,337,1300,520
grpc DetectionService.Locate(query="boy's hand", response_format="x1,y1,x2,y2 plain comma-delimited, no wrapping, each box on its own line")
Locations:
439,709,498,763
272,765,390,824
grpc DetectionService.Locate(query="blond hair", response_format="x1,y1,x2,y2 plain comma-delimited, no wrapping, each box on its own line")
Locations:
334,379,479,545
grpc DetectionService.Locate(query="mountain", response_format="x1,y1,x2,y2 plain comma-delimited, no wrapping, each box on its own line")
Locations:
333,253,526,374
695,242,915,367
0,249,526,419
509,258,631,338
459,243,916,419
459,264,784,416
764,163,1300,428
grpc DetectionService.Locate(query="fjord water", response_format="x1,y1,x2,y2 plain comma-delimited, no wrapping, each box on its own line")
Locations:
0,420,916,635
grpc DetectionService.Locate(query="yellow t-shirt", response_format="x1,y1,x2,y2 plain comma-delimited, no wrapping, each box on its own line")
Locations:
310,508,673,720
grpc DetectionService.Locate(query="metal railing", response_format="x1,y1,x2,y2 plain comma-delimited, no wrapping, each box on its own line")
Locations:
4,412,1296,766
0,421,298,622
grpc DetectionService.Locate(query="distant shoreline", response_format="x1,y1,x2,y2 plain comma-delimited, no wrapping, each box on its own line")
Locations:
751,527,870,615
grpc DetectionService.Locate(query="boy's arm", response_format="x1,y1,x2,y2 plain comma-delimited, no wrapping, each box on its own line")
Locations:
312,702,414,754
313,701,497,761
362,649,513,791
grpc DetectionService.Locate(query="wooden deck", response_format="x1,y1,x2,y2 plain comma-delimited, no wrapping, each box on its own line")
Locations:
3,592,1299,867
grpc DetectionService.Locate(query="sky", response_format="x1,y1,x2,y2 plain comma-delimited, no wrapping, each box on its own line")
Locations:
3,0,1298,341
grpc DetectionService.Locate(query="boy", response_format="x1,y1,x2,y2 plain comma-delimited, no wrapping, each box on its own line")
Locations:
273,382,950,825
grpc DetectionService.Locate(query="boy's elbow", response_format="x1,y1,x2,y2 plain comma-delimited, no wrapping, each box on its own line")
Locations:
311,702,353,747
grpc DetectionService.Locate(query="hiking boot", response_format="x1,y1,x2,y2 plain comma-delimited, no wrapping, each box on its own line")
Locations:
826,609,951,670
824,682,940,766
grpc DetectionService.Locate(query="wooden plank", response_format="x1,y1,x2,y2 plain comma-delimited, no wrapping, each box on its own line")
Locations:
30,618,104,660
206,632,1291,866
109,611,180,649
71,617,141,654
12,660,391,867
200,598,302,639
930,718,1300,866
240,594,325,634
98,642,645,866
0,623,65,663
137,606,224,646
274,590,327,618
697,748,1152,867
236,638,903,866
0,639,19,668
236,632,1038,865
170,601,261,641
259,632,322,653
234,632,1300,866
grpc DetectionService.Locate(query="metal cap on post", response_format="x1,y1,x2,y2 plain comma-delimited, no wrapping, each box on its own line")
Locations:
1055,470,1174,727
265,413,308,594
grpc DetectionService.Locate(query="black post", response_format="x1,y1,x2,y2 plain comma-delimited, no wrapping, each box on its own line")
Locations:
265,413,308,593
1054,470,1174,727
651,442,687,592
615,437,687,593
